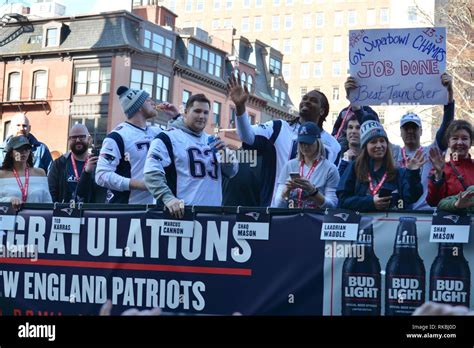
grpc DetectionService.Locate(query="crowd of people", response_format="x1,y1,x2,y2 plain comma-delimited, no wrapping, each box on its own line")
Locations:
0,72,472,216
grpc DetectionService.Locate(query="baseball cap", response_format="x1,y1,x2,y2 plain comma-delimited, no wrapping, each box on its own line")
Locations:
298,122,322,144
400,112,422,128
4,135,32,153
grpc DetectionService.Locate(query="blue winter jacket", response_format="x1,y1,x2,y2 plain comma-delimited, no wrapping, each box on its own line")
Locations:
336,160,423,211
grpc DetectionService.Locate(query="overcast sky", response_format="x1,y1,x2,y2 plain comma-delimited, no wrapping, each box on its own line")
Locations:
26,0,133,15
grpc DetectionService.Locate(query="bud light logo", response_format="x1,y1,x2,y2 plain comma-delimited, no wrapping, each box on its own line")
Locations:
344,276,379,299
387,277,423,302
431,279,469,305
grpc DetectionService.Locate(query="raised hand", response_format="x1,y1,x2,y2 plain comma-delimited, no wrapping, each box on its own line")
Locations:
157,102,180,119
429,147,446,179
373,194,391,210
227,74,249,114
406,148,427,170
344,76,358,100
454,190,474,209
441,73,454,103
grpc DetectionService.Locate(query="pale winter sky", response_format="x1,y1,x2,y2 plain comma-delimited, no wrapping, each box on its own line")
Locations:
26,0,133,15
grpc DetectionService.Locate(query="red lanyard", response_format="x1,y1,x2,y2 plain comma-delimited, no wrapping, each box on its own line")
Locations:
12,166,29,202
368,172,387,196
401,147,421,167
297,160,319,208
71,155,88,181
335,106,352,140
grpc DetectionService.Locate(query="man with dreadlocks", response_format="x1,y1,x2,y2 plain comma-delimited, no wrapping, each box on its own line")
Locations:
227,74,340,206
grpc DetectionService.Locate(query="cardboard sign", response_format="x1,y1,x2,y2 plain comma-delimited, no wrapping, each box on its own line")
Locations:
348,27,447,105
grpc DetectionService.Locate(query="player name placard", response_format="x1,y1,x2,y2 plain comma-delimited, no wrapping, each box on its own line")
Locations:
159,219,194,238
235,211,270,240
320,210,360,241
51,205,82,234
430,211,471,243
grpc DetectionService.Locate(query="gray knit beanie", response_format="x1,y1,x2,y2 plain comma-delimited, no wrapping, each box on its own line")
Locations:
116,86,150,118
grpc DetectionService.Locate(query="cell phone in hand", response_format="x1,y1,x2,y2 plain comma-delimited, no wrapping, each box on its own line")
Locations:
289,172,301,180
91,146,101,157
378,188,393,198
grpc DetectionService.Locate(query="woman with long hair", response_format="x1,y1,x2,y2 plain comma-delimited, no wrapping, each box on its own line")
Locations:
427,120,474,209
274,122,340,209
337,120,424,211
0,135,52,210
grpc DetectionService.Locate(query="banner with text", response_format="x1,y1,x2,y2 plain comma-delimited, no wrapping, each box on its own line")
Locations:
348,27,447,106
0,208,472,316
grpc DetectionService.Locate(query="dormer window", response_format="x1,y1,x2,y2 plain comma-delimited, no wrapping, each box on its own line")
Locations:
269,57,281,75
43,21,63,48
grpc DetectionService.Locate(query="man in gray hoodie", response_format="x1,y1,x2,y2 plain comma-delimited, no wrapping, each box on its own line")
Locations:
144,93,238,218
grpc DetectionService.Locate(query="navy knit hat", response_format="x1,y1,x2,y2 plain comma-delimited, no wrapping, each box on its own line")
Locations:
360,120,387,148
116,86,150,118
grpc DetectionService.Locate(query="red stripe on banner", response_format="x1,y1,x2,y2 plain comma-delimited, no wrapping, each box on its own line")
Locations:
0,258,252,276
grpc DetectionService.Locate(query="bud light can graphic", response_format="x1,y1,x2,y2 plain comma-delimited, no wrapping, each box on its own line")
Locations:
341,224,381,315
385,217,425,315
430,243,470,307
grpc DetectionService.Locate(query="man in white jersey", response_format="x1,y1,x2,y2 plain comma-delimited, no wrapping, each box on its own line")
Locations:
144,93,238,218
391,73,454,210
95,85,163,204
227,74,340,206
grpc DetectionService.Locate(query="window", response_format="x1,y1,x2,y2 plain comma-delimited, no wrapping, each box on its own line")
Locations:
28,35,42,44
213,0,221,10
273,0,280,6
286,0,293,5
302,38,310,54
247,75,253,92
229,107,236,128
333,36,342,52
223,18,232,28
300,87,307,98
274,89,285,106
254,16,262,31
243,0,250,8
212,19,220,29
182,90,191,108
335,11,343,27
380,8,389,24
332,61,341,76
270,57,281,74
149,33,173,57
332,87,339,101
271,39,279,49
7,72,20,101
156,73,170,102
45,27,58,47
300,63,309,79
144,30,151,48
315,12,324,27
348,10,357,26
255,0,262,7
272,15,280,31
130,69,153,96
3,121,11,142
74,67,111,95
314,37,323,52
32,70,47,99
242,17,249,32
196,0,204,11
314,62,322,77
249,114,256,125
185,0,192,12
282,63,291,80
304,0,312,3
226,0,232,10
213,101,221,125
283,38,291,54
240,72,247,87
378,111,385,125
303,14,312,29
284,15,293,30
188,43,222,77
367,9,376,26
408,6,417,22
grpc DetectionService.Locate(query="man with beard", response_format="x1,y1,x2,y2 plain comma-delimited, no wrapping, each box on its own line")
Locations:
227,74,340,206
0,113,53,173
48,124,100,203
95,85,164,204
